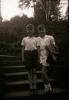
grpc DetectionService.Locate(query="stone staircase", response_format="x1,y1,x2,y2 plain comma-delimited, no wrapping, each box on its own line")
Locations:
0,55,68,100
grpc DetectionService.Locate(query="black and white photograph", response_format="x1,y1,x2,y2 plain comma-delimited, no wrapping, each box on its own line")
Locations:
0,0,68,100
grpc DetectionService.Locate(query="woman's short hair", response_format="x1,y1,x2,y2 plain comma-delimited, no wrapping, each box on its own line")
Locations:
37,24,46,33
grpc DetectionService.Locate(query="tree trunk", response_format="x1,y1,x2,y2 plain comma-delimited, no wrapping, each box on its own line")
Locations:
44,0,51,21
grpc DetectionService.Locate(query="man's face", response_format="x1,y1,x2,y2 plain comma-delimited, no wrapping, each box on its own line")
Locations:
27,28,34,34
26,24,34,36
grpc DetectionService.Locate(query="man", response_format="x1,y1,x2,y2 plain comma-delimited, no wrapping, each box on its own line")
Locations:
21,24,38,92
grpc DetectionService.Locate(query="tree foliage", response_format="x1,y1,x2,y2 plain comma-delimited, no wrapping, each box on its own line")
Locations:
18,0,61,21
0,15,68,56
0,15,35,55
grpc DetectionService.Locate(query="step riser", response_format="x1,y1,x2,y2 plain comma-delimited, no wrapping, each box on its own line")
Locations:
3,67,26,73
6,84,30,92
0,61,22,66
6,82,44,92
0,56,21,60
6,75,28,82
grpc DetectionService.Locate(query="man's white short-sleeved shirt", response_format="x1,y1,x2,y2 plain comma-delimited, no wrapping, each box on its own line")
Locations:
21,36,38,50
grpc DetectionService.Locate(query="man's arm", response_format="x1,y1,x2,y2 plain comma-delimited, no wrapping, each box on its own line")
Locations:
21,46,24,63
36,37,40,64
21,38,25,63
37,46,40,64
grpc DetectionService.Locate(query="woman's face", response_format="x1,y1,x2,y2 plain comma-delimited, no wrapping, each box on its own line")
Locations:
38,26,46,37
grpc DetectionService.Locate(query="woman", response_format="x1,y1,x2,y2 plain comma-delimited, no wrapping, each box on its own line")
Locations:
37,24,57,92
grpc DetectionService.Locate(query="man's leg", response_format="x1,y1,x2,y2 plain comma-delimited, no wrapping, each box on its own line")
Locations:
31,50,38,90
32,69,37,89
28,69,33,90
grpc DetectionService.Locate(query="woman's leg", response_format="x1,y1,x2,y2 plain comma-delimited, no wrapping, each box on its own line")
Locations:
41,65,52,92
42,65,49,83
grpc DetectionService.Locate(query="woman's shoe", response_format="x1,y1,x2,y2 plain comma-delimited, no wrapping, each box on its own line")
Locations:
44,83,52,93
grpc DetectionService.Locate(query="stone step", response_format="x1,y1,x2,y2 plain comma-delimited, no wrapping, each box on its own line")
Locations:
52,88,67,94
6,82,44,92
6,84,30,92
4,71,42,76
5,79,43,86
5,75,55,83
0,55,21,60
4,88,67,98
6,74,28,82
2,64,41,69
2,65,25,69
3,69,42,75
4,90,45,98
5,78,57,92
2,65,26,73
4,71,42,81
0,60,22,66
4,71,55,85
5,79,44,92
